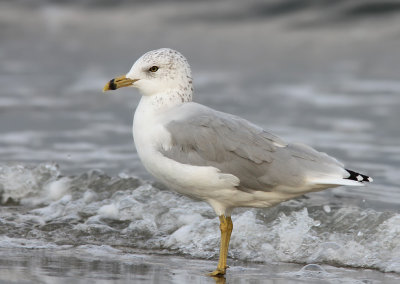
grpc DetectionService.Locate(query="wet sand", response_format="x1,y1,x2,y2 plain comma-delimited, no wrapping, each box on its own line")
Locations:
1,247,399,284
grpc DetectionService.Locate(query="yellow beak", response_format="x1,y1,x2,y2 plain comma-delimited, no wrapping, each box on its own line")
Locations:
102,75,138,92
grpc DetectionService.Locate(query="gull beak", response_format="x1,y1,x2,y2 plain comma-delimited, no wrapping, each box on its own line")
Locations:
102,75,138,92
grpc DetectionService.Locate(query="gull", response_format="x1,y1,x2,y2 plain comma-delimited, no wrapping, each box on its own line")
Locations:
103,48,372,276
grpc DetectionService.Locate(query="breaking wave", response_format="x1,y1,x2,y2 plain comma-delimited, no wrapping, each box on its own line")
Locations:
0,163,399,274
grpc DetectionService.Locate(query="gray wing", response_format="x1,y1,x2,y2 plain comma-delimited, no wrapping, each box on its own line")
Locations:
161,103,345,191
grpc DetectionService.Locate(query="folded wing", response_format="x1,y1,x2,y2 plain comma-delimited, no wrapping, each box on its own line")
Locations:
161,103,369,192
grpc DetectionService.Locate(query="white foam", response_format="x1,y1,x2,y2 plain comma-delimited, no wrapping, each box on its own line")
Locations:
98,203,119,219
0,235,71,250
83,190,98,203
0,163,61,204
323,205,331,213
1,164,399,273
44,178,70,201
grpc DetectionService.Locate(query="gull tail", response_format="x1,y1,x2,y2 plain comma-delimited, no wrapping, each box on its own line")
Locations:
344,169,373,183
309,169,373,187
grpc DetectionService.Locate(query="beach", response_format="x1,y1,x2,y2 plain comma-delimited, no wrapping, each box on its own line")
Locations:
1,1,400,283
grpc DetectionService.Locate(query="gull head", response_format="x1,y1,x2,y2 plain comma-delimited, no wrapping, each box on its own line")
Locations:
103,48,193,100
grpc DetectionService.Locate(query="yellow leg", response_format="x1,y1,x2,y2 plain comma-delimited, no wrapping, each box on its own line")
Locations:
208,215,233,276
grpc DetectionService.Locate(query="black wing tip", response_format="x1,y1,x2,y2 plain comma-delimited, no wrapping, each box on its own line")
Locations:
345,169,373,183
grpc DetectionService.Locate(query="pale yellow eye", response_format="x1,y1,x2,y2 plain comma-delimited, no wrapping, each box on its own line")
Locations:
149,66,159,72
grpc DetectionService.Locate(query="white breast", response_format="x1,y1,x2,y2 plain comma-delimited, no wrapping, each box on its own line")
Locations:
132,96,240,200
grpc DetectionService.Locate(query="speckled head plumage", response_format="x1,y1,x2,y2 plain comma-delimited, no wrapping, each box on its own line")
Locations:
103,48,193,103
126,48,193,100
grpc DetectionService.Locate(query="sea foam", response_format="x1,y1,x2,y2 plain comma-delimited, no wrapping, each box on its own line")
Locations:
0,163,399,273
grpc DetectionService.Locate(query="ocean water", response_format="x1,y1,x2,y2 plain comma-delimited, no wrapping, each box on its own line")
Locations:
1,1,400,283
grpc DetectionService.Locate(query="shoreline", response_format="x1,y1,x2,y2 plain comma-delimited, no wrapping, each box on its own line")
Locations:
0,247,399,283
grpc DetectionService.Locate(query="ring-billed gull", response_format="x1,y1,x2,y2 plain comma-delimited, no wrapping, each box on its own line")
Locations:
103,48,372,276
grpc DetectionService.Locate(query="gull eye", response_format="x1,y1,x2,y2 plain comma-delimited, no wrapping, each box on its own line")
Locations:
149,66,159,72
